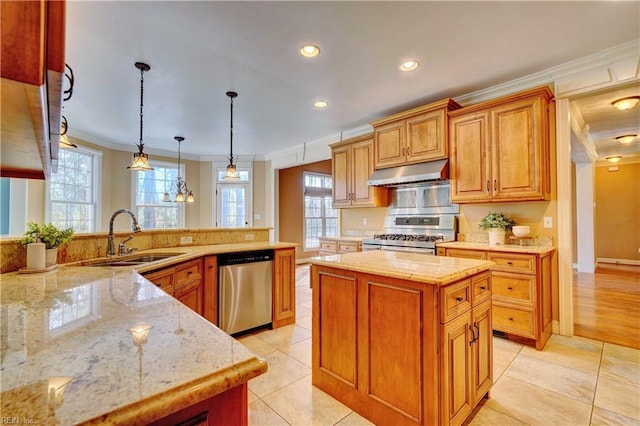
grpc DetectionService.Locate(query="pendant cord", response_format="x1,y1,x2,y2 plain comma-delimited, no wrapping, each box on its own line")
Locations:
229,95,234,163
139,68,144,152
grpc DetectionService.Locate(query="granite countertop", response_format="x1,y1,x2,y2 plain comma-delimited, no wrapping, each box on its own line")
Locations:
308,251,494,286
0,241,297,425
436,241,556,255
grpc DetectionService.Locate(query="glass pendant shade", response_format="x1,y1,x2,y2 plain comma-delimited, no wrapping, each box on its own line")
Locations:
127,151,154,171
186,192,195,203
174,192,185,203
59,134,77,149
612,96,640,110
225,163,239,179
128,62,153,171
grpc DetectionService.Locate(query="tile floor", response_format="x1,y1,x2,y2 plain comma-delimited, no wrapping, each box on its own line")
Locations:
238,265,640,425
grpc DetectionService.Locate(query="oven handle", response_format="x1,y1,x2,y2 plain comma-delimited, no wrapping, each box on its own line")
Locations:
379,245,435,255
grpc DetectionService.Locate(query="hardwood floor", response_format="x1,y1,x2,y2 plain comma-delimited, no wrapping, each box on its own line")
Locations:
573,263,640,349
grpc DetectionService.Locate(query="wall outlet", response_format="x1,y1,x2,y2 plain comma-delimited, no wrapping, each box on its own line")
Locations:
362,218,368,226
245,234,254,241
543,217,552,228
180,236,193,245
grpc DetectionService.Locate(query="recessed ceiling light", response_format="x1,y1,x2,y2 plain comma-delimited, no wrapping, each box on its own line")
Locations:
400,60,420,72
616,134,637,144
300,44,320,58
313,100,328,109
611,96,640,110
606,156,623,163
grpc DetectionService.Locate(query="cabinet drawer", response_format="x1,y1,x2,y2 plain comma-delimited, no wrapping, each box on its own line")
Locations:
488,253,536,274
144,269,175,294
175,259,202,284
493,305,535,338
446,248,486,260
320,241,337,253
492,272,535,304
338,242,360,253
471,271,491,306
441,279,471,323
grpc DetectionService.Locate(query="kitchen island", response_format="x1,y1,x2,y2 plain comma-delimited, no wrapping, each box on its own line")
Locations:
309,251,495,426
0,241,295,425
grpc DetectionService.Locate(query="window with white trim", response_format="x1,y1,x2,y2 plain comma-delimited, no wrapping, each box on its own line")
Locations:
49,147,101,233
303,172,337,250
215,169,251,228
133,162,184,229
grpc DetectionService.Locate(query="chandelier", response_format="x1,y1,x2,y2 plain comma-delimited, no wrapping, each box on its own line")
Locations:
127,62,154,171
163,136,195,203
224,91,239,179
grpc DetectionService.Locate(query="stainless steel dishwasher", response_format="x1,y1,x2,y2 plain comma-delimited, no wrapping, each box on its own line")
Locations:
218,250,273,335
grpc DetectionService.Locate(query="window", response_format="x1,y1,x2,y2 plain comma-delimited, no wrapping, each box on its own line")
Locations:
133,162,183,229
49,147,101,233
303,172,337,250
216,168,251,228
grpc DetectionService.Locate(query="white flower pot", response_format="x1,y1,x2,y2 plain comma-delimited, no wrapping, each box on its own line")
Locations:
45,248,58,267
488,228,506,246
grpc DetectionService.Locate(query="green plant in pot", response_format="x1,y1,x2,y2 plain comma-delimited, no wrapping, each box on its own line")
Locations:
21,222,74,266
478,212,516,246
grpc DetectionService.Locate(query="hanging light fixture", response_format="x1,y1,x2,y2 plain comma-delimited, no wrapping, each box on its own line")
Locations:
127,62,154,171
59,115,77,149
616,134,637,145
611,96,640,111
162,136,195,203
224,91,239,180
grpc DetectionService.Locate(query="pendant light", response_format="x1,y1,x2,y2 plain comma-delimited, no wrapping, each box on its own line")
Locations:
224,91,239,180
162,136,195,203
59,115,77,149
127,62,154,171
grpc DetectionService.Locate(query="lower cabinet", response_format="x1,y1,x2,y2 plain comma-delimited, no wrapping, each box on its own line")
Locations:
318,238,362,255
144,258,204,317
311,265,491,426
273,248,296,328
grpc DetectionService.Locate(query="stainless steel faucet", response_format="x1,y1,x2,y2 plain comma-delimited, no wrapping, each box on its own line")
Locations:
107,209,142,257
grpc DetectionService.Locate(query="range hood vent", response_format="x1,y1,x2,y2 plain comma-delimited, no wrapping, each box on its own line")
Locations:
367,159,449,187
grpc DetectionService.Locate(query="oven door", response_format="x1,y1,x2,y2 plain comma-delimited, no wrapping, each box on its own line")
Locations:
379,245,435,255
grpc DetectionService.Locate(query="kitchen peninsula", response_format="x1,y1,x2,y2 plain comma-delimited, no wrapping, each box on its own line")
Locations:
0,241,296,425
309,251,495,426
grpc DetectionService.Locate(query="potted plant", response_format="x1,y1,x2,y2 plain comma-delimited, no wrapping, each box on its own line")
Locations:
21,222,74,266
478,212,516,246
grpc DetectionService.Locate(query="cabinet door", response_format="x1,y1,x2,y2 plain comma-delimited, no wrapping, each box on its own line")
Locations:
406,109,447,162
449,112,491,202
203,256,218,325
350,138,376,207
441,312,473,426
175,278,204,316
144,268,175,294
445,248,486,260
273,248,296,328
332,144,352,207
374,120,406,169
491,97,545,200
471,300,492,404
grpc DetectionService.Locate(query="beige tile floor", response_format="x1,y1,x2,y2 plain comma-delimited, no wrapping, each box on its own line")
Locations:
239,265,640,426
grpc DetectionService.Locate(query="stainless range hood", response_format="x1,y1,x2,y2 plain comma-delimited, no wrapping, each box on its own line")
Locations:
367,159,449,187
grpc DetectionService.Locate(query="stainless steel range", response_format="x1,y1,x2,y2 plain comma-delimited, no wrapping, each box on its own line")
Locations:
362,183,458,255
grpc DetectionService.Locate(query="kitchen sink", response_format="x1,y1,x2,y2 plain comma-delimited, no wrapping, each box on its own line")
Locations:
84,253,184,267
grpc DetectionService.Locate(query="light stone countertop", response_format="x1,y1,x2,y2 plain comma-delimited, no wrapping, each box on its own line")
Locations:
308,250,494,286
317,236,364,242
0,241,297,425
436,241,556,255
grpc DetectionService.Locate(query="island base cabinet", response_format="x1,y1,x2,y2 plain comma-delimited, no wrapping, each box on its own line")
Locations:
312,265,489,426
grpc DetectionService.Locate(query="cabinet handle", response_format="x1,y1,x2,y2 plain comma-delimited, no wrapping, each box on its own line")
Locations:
507,286,513,290
455,296,463,302
187,271,193,275
506,261,513,265
469,324,477,346
473,323,480,343
480,286,486,290
486,180,490,192
494,179,497,191
508,317,514,321
209,265,214,269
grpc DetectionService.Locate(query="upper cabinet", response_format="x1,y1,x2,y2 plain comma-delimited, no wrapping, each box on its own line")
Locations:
371,98,461,169
331,134,389,208
1,0,66,179
448,86,553,203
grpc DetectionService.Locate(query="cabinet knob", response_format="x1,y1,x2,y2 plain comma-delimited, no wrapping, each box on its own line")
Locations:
187,271,193,275
506,261,513,265
209,265,214,269
507,286,513,290
480,286,486,290
508,317,514,321
456,296,463,302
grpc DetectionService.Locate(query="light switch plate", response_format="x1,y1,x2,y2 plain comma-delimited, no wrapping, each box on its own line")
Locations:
180,236,193,245
543,217,552,228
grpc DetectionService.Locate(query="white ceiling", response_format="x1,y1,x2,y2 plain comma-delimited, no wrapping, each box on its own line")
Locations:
63,1,640,163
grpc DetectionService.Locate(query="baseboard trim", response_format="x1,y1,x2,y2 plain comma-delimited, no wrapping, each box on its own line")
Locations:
597,257,640,266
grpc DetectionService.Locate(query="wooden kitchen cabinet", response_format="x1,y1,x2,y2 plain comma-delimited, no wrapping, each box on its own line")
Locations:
444,246,554,350
1,0,66,179
311,265,491,426
318,237,362,255
448,86,553,203
203,256,218,325
144,258,204,317
273,248,296,328
371,98,461,169
331,134,389,208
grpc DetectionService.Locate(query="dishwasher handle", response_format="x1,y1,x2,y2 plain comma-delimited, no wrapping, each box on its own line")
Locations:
217,249,274,266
